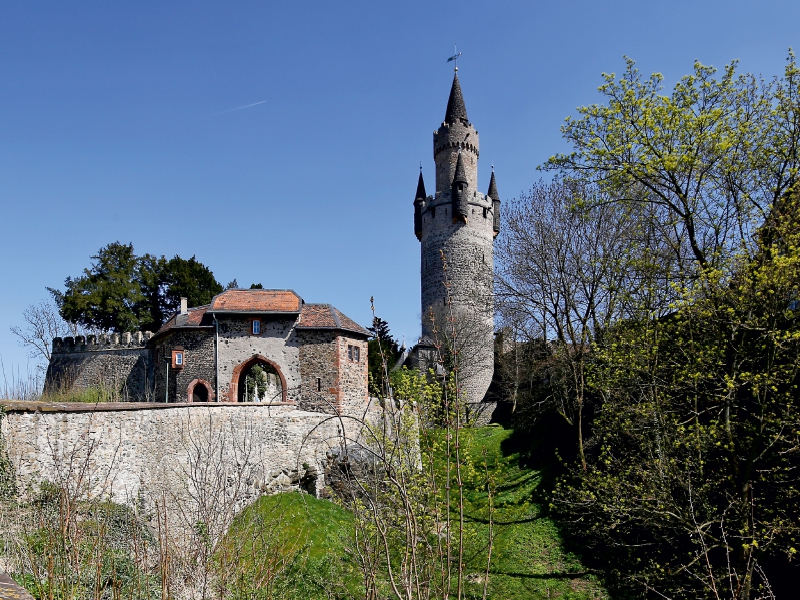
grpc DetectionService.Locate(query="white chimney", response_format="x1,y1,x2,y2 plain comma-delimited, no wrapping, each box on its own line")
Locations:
180,297,188,315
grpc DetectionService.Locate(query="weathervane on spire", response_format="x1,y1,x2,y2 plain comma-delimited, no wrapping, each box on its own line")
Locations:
447,44,462,71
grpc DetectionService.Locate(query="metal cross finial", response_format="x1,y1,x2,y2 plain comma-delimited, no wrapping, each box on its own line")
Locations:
447,44,462,71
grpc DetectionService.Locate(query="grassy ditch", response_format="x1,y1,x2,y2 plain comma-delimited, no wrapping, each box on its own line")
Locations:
227,425,605,599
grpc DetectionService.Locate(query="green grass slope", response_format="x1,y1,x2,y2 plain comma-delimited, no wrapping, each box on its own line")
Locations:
443,425,605,599
228,425,605,599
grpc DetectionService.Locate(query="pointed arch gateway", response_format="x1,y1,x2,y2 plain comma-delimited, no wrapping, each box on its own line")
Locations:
228,355,288,403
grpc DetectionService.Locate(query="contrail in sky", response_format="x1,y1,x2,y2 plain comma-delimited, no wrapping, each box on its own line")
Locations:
207,100,267,117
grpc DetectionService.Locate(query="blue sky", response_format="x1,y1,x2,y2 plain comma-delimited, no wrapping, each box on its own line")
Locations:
1,1,799,375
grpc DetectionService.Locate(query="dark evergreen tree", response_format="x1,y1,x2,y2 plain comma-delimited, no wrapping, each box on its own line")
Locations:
51,243,222,333
367,316,400,397
50,242,147,332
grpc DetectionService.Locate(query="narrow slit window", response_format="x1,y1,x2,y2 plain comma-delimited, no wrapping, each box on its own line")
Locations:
251,319,261,335
317,378,322,392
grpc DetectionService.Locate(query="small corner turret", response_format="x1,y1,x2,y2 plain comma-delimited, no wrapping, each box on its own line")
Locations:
487,169,501,237
413,169,426,241
452,152,469,224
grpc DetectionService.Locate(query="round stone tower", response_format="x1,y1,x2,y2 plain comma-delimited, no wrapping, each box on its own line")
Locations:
413,69,501,409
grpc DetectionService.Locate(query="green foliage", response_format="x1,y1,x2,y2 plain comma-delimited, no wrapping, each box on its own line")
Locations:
424,426,606,599
51,242,222,332
545,53,800,275
50,242,146,333
551,194,800,597
244,364,268,402
42,382,129,403
156,255,223,322
367,316,400,397
222,431,604,599
219,492,357,599
368,339,398,397
14,487,159,599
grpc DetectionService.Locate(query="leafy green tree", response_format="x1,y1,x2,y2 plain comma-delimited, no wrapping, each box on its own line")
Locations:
158,255,223,317
545,53,800,278
552,192,800,597
244,364,267,402
249,283,263,289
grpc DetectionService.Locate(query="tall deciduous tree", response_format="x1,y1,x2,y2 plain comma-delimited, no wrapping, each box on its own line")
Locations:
496,180,634,468
545,53,800,277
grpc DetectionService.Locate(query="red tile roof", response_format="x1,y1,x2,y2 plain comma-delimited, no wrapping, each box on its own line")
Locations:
209,290,302,313
185,305,209,325
153,295,368,340
154,305,213,337
297,304,369,337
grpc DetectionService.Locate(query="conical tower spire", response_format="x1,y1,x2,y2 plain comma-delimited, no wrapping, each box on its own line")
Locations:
444,72,468,125
487,168,501,236
415,169,427,200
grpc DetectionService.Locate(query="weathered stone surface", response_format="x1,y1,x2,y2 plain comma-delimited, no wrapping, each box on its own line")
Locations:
45,335,152,400
0,403,346,505
0,570,34,600
152,329,216,402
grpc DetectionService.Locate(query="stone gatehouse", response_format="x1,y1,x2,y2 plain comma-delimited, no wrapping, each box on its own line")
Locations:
45,289,369,416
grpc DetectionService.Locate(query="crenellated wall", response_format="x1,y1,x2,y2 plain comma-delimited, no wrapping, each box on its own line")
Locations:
45,333,155,400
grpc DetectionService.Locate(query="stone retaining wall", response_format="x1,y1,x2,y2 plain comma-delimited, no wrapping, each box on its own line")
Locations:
0,402,352,508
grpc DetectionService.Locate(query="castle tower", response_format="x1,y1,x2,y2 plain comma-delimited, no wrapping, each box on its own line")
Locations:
414,69,500,409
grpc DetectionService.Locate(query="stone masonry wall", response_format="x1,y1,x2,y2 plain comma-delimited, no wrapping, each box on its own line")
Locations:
0,403,347,510
297,331,368,417
153,330,216,402
297,330,339,414
45,334,154,400
336,335,369,417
